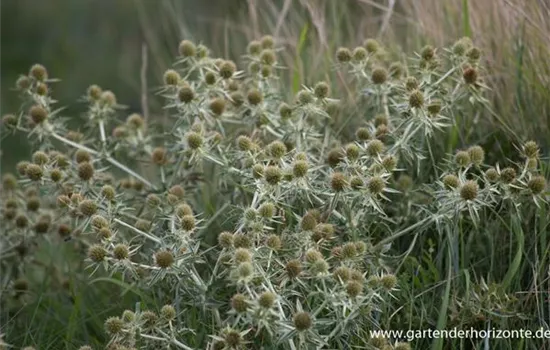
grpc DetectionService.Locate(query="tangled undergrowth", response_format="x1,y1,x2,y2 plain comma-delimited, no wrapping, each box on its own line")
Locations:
1,35,548,349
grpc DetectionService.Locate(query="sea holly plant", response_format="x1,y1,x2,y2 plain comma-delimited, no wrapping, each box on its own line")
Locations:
0,35,547,350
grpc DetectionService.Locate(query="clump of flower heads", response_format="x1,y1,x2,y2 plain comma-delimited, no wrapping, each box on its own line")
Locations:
0,35,546,350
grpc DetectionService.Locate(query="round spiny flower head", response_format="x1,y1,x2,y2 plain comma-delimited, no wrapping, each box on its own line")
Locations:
218,231,234,249
266,234,282,250
310,259,329,274
394,342,412,350
327,148,344,167
460,180,478,201
484,168,499,183
163,69,180,85
178,40,196,57
248,61,260,74
17,75,31,89
409,89,424,108
382,155,397,171
374,114,388,127
264,165,282,185
355,127,370,141
234,234,252,248
243,208,257,223
141,311,158,329
305,249,323,263
178,85,195,103
87,84,102,101
523,141,539,159
58,224,71,238
452,38,470,56
196,44,209,58
258,202,275,218
297,90,314,105
421,45,435,61
331,172,347,192
366,139,384,156
113,244,129,260
363,38,379,53
160,305,176,321
121,310,135,323
78,162,94,181
57,195,71,208
368,176,385,194
312,81,330,99
155,250,175,268
88,244,107,263
15,214,29,228
467,145,485,165
100,90,117,107
313,223,335,241
454,151,471,167
30,64,48,81
285,259,302,279
91,215,109,229
79,200,97,216
463,67,478,84
380,274,398,290
2,173,18,191
35,82,49,96
151,147,168,165
231,294,248,313
500,167,517,184
209,98,226,117
528,176,546,194
427,100,442,115
247,89,263,105
350,176,364,189
223,328,243,348
34,216,51,234
112,126,126,138
389,62,404,79
293,312,312,331
268,140,287,158
352,47,368,62
50,168,62,182
176,203,194,218
126,113,145,130
29,105,47,124
443,174,459,189
300,212,318,231
342,242,358,259
25,164,43,181
180,215,195,231
234,248,251,263
279,102,292,120
466,46,481,61
405,76,418,91
236,135,252,152
237,261,253,278
336,47,352,63
146,193,161,208
293,160,309,178
371,67,388,84
345,143,360,161
346,280,363,297
261,35,275,49
247,40,262,55
229,91,244,107
375,124,389,140
260,65,272,78
75,149,91,164
186,131,203,150
219,60,236,79
252,164,264,179
104,316,124,335
2,114,17,127
333,266,352,282
260,49,276,65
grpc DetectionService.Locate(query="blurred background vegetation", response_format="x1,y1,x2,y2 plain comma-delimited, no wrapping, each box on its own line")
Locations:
1,0,550,348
